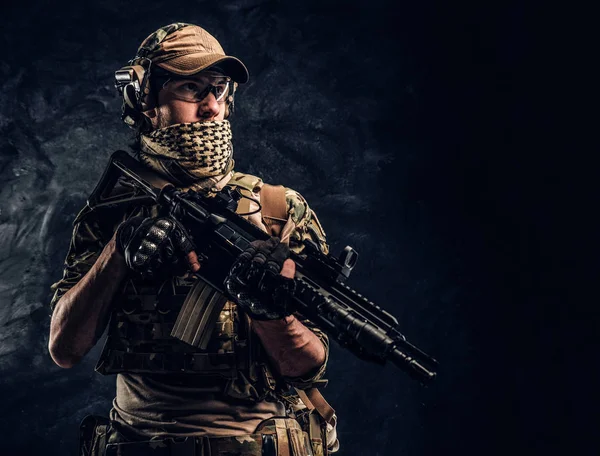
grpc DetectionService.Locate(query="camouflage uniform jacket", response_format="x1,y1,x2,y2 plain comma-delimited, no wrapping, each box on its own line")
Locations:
49,166,330,437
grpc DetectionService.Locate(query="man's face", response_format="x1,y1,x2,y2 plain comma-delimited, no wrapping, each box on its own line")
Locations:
145,71,230,129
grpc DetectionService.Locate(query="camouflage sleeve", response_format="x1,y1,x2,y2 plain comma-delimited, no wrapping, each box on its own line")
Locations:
49,172,161,313
282,188,330,388
49,206,114,312
285,188,329,256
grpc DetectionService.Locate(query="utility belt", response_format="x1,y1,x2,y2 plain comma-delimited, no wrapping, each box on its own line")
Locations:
80,413,335,456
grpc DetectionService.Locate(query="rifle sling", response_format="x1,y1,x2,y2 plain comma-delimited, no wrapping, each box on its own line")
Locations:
295,387,336,425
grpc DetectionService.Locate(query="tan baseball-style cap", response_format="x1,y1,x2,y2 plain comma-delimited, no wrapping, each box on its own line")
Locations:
136,23,249,83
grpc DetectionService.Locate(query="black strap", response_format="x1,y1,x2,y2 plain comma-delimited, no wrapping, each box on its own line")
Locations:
105,437,199,456
104,434,265,456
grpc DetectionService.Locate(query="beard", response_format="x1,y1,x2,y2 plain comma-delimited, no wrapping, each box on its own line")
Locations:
152,104,219,129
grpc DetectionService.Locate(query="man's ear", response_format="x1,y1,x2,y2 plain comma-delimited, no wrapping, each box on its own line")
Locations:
224,81,238,119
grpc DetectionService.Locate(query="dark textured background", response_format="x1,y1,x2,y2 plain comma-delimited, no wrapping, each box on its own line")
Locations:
0,1,589,455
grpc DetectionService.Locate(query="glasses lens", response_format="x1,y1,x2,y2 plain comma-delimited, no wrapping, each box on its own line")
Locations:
163,79,229,103
212,82,229,102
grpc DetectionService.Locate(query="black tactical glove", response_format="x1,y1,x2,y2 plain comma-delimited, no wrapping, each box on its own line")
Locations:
115,215,195,279
224,237,296,320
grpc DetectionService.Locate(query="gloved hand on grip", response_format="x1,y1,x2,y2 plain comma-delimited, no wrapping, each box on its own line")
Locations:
115,215,197,279
224,237,296,320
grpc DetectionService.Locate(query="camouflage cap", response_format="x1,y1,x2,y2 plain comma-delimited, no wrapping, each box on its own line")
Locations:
136,23,249,83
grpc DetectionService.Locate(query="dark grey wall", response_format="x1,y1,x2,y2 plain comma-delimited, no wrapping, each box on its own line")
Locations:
0,1,586,455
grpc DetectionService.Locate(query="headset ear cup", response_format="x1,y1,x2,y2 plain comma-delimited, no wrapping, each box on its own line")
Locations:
121,104,141,127
116,62,153,129
123,83,138,110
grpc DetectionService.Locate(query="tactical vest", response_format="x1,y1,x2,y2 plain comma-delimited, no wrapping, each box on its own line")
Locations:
94,171,290,402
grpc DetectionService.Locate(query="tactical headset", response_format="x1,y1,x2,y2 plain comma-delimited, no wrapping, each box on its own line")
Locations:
114,29,237,131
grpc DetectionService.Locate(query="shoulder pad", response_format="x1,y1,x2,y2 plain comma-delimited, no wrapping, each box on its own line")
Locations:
284,188,329,255
285,188,310,225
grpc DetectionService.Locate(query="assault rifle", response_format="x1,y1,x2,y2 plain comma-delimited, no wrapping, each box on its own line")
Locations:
90,151,438,384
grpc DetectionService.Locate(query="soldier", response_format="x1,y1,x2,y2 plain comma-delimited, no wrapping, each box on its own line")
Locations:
49,23,338,456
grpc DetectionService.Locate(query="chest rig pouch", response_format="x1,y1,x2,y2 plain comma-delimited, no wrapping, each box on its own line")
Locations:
95,274,279,401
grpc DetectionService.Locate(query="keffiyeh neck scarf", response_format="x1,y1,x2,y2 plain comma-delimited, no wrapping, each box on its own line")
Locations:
139,120,235,191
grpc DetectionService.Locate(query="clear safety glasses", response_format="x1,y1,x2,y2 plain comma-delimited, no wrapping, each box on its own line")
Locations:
162,76,231,103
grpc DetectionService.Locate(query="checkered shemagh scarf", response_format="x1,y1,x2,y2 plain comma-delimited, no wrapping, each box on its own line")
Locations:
139,120,234,187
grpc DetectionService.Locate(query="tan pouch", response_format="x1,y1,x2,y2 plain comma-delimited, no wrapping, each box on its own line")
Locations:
257,417,313,456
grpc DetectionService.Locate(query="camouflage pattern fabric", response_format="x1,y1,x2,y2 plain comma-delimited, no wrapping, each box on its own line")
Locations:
87,425,266,456
104,435,265,456
136,23,190,60
285,188,329,255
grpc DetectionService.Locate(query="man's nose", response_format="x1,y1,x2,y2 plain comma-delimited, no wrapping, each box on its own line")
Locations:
198,92,220,120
